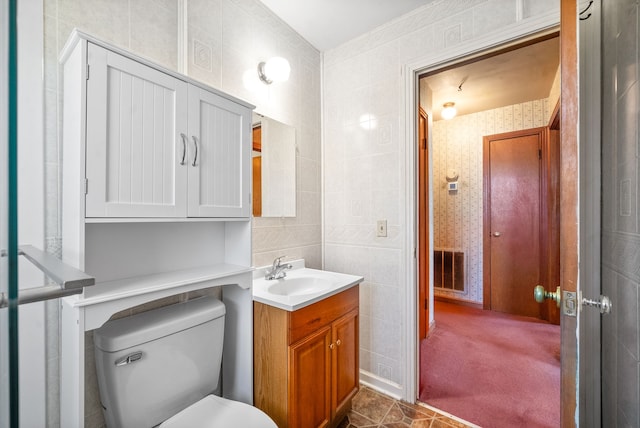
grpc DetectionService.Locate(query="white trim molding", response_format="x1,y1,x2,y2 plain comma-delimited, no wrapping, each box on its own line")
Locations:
360,370,404,400
401,10,560,403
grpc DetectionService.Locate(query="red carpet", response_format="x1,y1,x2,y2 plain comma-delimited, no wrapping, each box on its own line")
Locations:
419,301,560,427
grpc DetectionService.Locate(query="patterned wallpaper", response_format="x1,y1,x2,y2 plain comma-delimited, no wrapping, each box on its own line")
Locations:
432,98,551,303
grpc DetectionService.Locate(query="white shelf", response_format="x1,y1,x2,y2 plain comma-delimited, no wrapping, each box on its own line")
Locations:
84,217,250,223
64,263,253,331
60,32,256,425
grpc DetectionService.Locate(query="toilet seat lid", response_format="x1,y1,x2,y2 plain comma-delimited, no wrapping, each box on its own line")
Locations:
159,395,277,428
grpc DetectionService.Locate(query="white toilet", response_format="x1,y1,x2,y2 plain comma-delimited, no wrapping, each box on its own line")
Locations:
94,296,276,428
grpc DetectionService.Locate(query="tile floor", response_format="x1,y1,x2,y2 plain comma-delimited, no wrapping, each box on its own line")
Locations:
339,386,477,428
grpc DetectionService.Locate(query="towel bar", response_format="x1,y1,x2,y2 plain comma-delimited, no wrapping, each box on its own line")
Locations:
0,244,94,308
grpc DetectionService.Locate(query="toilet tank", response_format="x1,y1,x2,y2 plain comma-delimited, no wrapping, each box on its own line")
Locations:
94,296,226,428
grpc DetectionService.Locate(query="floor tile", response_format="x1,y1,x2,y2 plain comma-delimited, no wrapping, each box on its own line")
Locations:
339,410,379,427
351,387,395,423
342,386,474,428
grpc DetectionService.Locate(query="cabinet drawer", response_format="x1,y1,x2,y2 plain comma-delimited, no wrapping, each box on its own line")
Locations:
289,286,359,345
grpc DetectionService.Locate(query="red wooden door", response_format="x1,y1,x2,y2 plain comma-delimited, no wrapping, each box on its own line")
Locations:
484,128,544,318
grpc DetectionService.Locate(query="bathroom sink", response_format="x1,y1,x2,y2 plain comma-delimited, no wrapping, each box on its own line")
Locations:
266,276,333,296
252,260,363,311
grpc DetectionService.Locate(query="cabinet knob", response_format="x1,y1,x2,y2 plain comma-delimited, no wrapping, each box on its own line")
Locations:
336,339,342,346
329,343,335,350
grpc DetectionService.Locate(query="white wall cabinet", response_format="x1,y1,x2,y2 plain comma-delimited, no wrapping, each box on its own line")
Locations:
84,42,251,219
59,31,255,428
187,85,251,217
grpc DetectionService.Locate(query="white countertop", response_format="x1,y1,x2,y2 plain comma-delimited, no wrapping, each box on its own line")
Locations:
252,260,363,311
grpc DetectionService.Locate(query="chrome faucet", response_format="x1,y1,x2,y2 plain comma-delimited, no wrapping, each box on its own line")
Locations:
265,256,292,280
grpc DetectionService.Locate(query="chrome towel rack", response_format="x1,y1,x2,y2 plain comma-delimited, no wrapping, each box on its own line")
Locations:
0,244,94,308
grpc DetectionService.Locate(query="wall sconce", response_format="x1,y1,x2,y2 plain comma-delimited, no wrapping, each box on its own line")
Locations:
258,57,291,84
441,102,457,120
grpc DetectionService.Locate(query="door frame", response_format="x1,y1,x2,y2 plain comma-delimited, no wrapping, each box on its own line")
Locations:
16,1,47,426
577,0,602,422
417,107,429,340
402,5,576,422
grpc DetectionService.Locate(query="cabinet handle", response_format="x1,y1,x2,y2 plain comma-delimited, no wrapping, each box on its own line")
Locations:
179,133,187,166
329,343,335,350
191,136,198,167
336,339,342,346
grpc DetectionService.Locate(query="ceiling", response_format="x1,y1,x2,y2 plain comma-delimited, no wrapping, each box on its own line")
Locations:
422,37,560,121
258,0,436,51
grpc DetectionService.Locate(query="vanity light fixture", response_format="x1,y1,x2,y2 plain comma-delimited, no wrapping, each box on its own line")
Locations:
258,56,291,84
441,102,457,120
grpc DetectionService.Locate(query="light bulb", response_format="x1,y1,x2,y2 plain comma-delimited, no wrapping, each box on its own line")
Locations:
441,102,457,120
258,57,291,84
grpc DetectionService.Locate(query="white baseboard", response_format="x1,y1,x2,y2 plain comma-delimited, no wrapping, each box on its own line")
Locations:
359,370,403,400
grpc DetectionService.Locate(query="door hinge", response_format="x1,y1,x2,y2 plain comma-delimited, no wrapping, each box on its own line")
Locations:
424,299,428,310
84,178,88,195
538,149,542,159
86,64,90,80
421,138,427,150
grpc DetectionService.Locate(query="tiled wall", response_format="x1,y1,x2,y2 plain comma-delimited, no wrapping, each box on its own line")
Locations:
601,0,640,425
43,1,320,426
323,0,559,395
431,98,551,303
44,0,322,270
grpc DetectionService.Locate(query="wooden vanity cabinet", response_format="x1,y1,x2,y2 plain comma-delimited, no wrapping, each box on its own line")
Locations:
254,286,359,428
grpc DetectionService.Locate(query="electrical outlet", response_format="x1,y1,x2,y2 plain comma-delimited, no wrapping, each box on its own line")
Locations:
376,220,387,237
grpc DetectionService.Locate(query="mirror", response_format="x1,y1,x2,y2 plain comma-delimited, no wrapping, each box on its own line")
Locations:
252,114,296,217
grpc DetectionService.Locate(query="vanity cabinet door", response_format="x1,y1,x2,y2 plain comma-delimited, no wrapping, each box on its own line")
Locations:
85,43,189,217
187,85,251,218
289,325,332,428
332,309,359,421
254,286,359,428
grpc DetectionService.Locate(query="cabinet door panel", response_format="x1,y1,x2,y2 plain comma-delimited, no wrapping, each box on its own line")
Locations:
289,326,332,428
332,309,359,419
187,85,250,217
85,43,188,217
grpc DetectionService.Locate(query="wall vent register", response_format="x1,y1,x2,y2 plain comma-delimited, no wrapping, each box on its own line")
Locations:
434,249,465,292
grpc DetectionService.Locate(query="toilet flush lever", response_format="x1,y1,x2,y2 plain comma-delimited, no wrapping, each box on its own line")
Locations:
115,351,143,367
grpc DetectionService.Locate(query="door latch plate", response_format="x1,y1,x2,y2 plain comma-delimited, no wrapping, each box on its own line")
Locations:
563,291,577,317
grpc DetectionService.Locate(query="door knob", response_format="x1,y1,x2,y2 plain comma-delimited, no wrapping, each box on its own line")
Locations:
492,231,501,237
533,285,561,308
582,295,612,314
